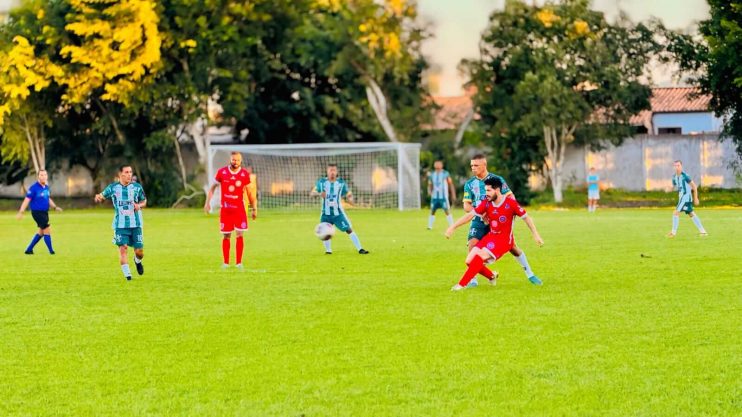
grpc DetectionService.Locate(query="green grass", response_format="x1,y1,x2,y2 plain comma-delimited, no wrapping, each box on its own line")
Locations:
1,208,740,416
530,187,742,208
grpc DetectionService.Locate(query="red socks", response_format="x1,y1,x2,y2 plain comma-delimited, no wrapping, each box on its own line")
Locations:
479,265,494,279
222,238,230,264
459,256,484,286
236,236,244,265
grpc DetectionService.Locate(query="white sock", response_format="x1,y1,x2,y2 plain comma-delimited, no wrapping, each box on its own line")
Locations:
121,264,131,277
672,215,679,233
428,215,435,229
134,256,142,264
349,232,363,250
446,214,454,226
323,240,332,253
692,215,706,232
516,253,534,278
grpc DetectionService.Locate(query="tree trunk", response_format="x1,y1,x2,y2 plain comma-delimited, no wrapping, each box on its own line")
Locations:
365,77,399,142
454,107,475,149
543,125,563,203
542,124,576,203
186,117,208,166
172,125,189,190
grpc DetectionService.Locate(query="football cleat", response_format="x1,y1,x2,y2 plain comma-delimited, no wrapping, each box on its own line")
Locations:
358,249,369,254
136,262,144,275
467,278,479,288
528,275,543,286
451,284,465,291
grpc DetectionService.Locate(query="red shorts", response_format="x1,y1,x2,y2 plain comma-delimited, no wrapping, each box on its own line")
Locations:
475,232,513,260
220,208,248,233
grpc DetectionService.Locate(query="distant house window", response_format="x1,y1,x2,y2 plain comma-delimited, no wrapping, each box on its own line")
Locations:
634,126,648,134
658,127,682,134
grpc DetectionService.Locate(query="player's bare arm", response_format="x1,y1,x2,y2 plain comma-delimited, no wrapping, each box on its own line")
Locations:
690,180,700,205
248,191,258,220
48,197,62,212
345,192,354,205
204,183,219,213
445,212,476,238
447,177,457,203
134,199,147,211
16,197,31,219
523,216,544,246
94,192,106,203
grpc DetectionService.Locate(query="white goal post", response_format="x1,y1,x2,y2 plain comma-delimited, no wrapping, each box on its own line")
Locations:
207,142,421,211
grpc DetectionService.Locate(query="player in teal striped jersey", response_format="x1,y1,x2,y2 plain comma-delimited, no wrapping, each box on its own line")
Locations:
94,165,147,281
668,160,707,237
310,164,369,255
427,160,456,230
462,154,541,286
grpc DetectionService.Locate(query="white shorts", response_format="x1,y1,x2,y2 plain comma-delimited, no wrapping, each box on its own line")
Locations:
588,189,600,200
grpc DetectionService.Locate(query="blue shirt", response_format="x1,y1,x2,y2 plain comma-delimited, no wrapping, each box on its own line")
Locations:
26,182,50,211
587,174,599,192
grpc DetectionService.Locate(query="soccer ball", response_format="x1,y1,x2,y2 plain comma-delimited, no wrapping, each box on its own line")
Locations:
314,222,335,241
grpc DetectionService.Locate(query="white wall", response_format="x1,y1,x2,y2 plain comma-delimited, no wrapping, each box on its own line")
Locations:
531,134,740,191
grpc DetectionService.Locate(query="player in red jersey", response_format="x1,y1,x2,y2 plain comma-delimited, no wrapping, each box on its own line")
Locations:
445,176,544,290
204,152,258,269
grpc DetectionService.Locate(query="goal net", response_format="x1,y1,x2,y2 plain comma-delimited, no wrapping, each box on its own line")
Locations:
207,143,421,211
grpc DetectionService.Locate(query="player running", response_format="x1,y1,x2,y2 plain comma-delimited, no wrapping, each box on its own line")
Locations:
427,160,456,230
94,165,147,281
16,169,63,255
205,152,258,269
310,164,369,255
462,154,541,286
446,176,544,291
668,160,707,237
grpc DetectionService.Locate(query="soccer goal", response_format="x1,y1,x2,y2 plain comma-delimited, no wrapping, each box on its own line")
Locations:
207,142,421,210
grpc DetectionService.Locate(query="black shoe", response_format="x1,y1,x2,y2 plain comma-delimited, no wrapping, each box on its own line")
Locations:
325,252,332,255
24,250,33,255
358,249,369,254
136,262,144,275
49,251,55,255
125,276,132,281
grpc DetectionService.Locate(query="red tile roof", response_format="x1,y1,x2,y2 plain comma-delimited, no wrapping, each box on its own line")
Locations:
431,87,712,131
649,87,711,113
430,95,475,130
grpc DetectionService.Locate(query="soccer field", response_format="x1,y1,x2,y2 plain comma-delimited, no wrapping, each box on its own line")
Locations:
1,208,740,416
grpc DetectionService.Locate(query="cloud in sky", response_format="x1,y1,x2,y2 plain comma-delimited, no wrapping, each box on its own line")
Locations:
419,0,710,96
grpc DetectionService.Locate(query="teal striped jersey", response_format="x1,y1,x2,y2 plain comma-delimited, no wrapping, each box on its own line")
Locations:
428,170,450,200
314,177,349,216
672,172,692,202
101,181,146,229
463,173,511,227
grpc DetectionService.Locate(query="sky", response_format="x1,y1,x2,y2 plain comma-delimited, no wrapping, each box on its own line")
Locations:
418,0,711,96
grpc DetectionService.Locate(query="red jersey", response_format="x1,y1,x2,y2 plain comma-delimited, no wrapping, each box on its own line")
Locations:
215,166,251,210
474,195,527,239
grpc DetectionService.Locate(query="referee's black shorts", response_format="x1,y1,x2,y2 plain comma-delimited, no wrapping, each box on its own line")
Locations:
31,210,50,229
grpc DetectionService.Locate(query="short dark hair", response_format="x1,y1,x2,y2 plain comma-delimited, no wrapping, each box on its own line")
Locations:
484,176,503,191
119,165,132,172
674,160,683,165
471,154,486,161
327,163,337,168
